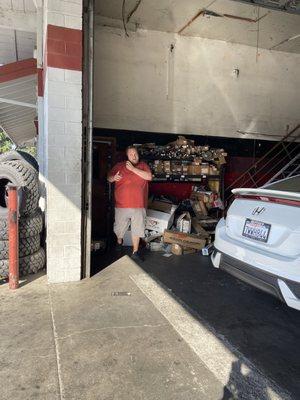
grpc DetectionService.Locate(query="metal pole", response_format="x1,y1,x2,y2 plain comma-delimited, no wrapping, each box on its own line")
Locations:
8,185,19,289
86,0,94,277
81,0,94,278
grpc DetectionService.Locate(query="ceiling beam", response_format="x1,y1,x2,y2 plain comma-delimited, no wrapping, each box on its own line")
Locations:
0,10,36,32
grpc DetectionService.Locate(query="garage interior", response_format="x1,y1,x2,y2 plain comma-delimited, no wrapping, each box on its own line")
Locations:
90,0,300,275
86,3,300,394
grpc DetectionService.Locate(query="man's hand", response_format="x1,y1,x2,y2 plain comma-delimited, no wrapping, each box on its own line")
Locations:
113,171,122,182
126,161,135,172
108,171,122,183
126,163,152,181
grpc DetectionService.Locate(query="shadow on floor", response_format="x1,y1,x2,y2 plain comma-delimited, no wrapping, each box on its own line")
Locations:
91,246,131,276
221,359,272,400
0,269,46,288
126,251,300,399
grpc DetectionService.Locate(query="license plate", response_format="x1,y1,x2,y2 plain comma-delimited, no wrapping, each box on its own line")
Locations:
242,219,271,243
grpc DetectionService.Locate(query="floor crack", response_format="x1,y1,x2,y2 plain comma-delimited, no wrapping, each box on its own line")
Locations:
48,285,65,400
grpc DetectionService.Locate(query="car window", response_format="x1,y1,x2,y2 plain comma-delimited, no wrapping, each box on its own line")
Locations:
264,175,300,193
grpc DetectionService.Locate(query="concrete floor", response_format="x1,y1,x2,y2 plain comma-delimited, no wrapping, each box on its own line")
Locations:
0,252,299,399
139,252,300,400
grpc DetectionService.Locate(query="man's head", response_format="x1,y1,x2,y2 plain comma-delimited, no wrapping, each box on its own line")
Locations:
126,146,139,165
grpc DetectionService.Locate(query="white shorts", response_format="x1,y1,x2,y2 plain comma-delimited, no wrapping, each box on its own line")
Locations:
114,208,146,239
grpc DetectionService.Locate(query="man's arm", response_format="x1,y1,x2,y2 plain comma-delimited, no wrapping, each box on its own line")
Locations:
126,161,152,181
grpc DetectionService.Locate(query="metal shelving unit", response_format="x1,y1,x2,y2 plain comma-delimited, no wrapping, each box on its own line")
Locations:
152,174,221,182
149,164,225,214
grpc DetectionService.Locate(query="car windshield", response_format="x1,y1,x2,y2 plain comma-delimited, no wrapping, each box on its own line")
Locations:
263,175,300,194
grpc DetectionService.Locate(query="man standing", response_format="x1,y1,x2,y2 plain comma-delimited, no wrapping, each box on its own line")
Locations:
108,146,152,261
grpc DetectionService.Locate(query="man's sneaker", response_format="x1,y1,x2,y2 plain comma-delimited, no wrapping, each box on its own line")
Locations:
131,251,144,262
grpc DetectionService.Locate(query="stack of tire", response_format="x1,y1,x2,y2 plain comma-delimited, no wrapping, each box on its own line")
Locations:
0,150,45,277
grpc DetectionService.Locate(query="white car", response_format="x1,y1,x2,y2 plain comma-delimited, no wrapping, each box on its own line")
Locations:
212,175,300,310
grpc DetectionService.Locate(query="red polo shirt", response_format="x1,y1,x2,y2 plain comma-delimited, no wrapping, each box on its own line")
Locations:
110,161,151,208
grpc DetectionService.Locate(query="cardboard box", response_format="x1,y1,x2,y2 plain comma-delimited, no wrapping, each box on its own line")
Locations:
163,230,206,250
208,179,220,193
176,163,182,173
201,163,210,175
171,243,183,255
209,165,219,175
146,210,175,233
183,247,197,254
191,199,208,217
148,200,177,214
144,232,162,243
182,164,189,174
171,243,197,256
191,163,202,175
163,161,171,173
191,218,210,238
190,191,215,209
194,218,219,230
218,154,227,165
199,200,208,215
154,160,164,174
146,201,177,233
213,198,224,209
176,212,191,233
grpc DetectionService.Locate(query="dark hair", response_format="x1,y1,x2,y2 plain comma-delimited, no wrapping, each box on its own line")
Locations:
126,145,138,154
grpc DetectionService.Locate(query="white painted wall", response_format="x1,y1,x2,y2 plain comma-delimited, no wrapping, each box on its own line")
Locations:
94,26,300,140
44,67,82,283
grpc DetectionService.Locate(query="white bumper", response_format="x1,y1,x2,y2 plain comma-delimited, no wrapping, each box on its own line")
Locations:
212,218,300,311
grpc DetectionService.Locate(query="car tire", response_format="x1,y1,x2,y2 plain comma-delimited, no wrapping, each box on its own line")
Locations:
0,160,39,217
0,247,45,277
0,150,39,171
0,208,43,240
0,235,40,260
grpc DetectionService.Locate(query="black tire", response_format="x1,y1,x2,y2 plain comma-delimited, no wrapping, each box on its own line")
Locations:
0,235,40,260
0,247,45,277
0,160,39,217
0,208,43,239
0,150,39,171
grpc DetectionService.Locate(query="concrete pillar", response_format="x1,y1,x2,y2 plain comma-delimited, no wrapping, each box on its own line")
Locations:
42,0,83,282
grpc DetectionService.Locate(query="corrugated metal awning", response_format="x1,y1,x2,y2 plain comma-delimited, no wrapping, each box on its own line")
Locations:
0,58,37,145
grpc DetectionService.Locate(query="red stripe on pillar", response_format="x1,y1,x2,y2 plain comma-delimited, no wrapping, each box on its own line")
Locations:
37,68,44,96
47,53,82,71
48,24,82,43
45,24,82,71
